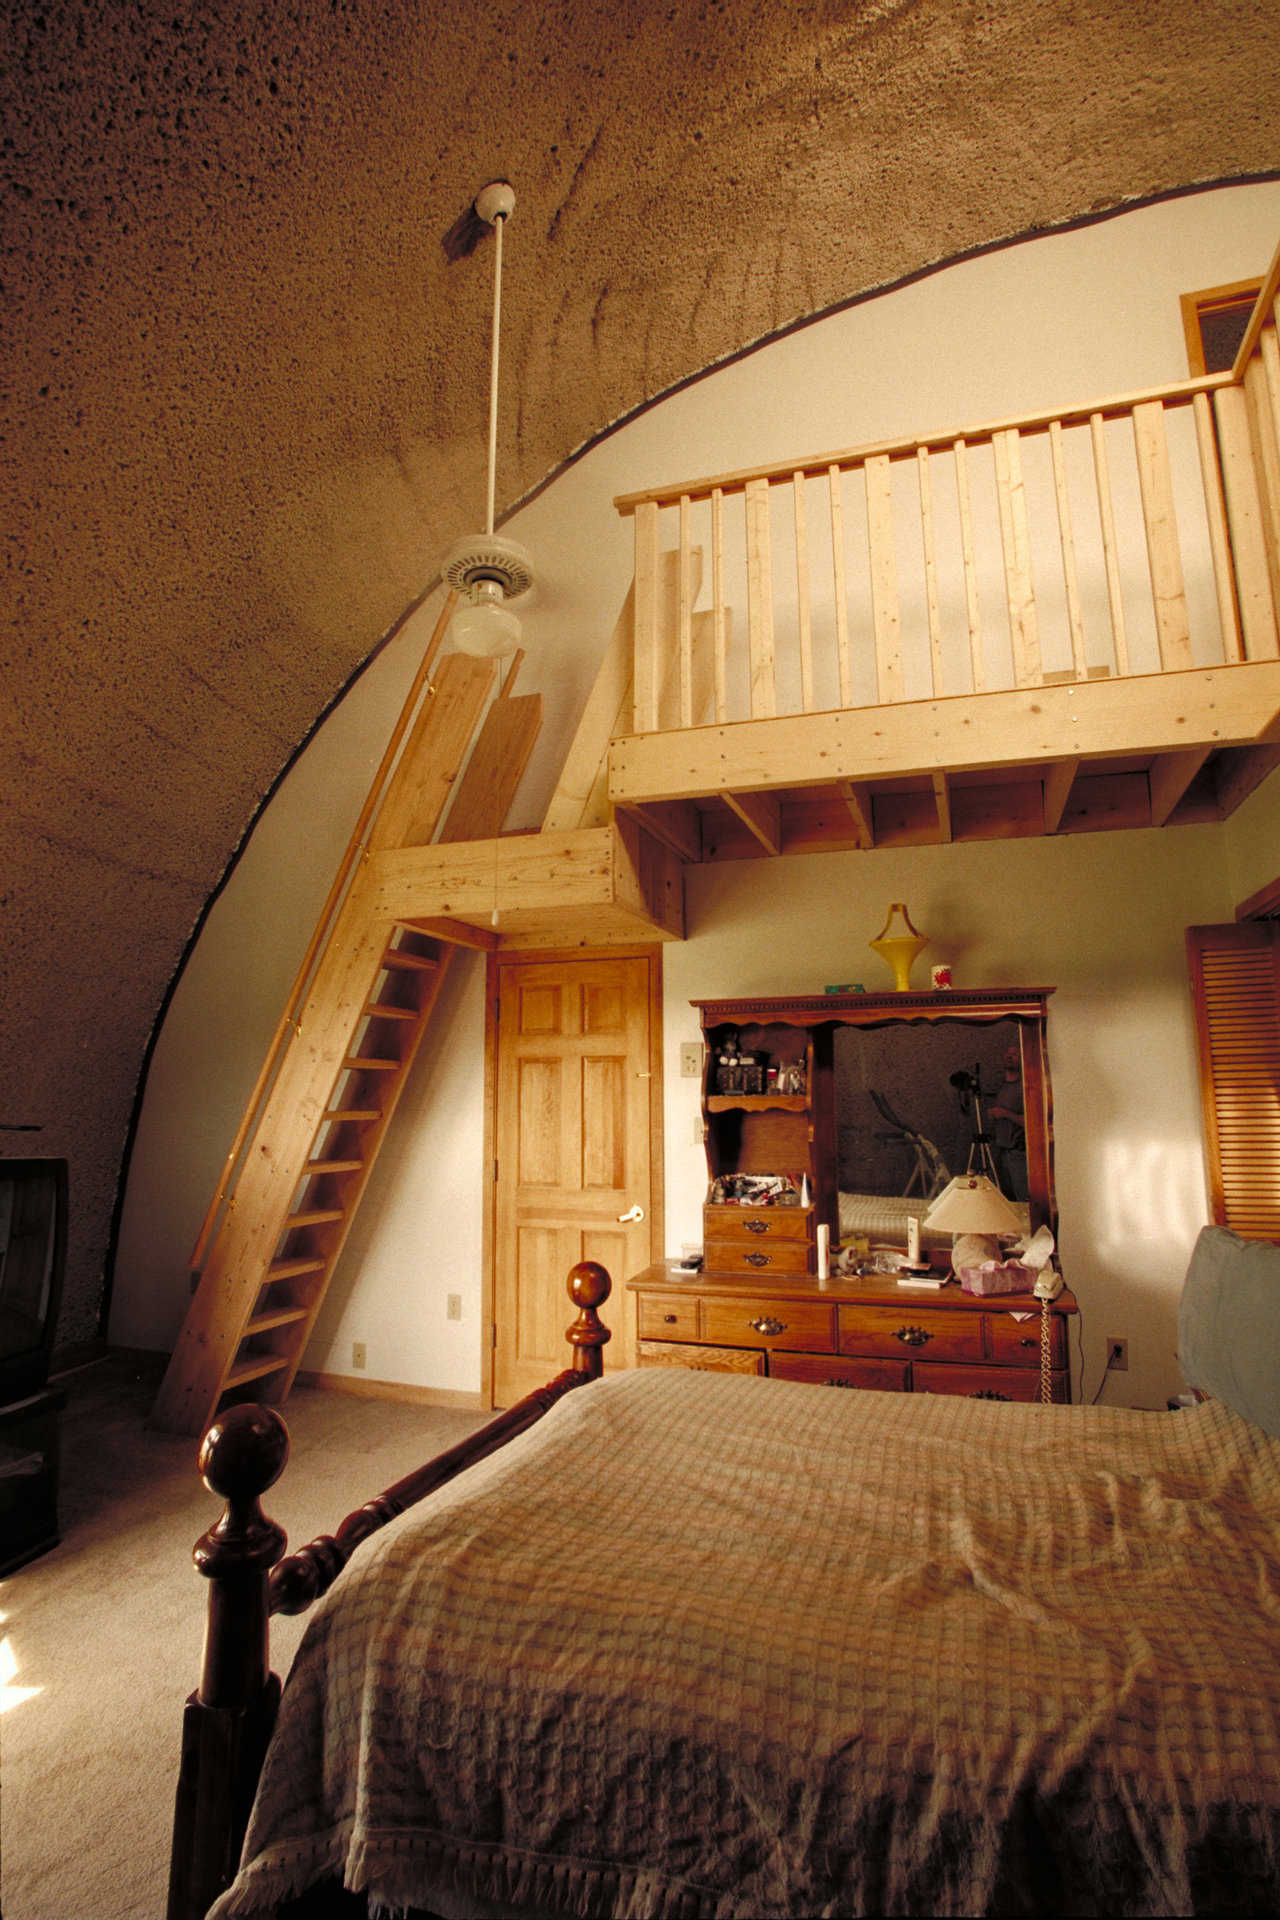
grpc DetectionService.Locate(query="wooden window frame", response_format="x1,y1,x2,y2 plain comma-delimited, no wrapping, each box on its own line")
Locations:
1181,278,1264,377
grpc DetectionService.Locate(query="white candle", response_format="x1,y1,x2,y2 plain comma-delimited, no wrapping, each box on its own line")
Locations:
816,1222,830,1281
907,1215,921,1265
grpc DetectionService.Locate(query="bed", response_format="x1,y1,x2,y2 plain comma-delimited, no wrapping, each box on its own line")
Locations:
172,1231,1280,1919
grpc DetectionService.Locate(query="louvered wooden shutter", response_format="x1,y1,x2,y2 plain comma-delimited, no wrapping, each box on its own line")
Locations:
1187,923,1280,1242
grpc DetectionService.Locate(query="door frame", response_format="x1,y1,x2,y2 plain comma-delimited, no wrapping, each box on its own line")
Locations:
480,943,665,1405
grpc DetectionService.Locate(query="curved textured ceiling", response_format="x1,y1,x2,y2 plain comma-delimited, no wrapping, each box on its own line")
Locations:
3,0,1277,1344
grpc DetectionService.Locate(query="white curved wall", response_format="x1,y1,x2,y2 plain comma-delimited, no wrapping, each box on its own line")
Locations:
112,182,1280,1409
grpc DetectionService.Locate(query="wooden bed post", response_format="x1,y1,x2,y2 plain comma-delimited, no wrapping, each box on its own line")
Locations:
566,1260,612,1379
168,1265,613,1918
168,1403,289,1920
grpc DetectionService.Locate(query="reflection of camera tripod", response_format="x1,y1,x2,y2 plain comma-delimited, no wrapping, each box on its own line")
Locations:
949,1066,1000,1185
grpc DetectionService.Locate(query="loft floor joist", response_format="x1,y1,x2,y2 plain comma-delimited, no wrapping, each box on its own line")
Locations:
607,662,1280,860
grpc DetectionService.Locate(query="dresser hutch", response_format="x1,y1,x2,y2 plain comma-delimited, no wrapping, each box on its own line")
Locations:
628,988,1077,1401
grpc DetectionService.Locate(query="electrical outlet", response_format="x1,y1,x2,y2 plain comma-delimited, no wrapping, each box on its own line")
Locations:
680,1041,703,1079
693,1112,706,1145
447,1292,462,1321
351,1341,366,1370
1107,1337,1128,1372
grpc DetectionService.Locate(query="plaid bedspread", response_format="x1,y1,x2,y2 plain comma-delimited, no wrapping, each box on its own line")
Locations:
212,1369,1280,1918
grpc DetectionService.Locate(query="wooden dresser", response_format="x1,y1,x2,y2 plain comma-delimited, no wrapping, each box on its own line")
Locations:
627,1264,1078,1402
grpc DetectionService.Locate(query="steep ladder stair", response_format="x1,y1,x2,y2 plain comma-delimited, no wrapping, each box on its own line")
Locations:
150,608,540,1436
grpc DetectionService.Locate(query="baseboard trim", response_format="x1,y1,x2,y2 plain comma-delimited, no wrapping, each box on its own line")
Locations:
294,1370,486,1411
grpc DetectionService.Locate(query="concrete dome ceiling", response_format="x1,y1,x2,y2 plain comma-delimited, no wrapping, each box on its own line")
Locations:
3,0,1277,1347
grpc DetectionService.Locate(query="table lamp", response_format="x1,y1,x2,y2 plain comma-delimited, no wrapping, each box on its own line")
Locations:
922,1173,1025,1271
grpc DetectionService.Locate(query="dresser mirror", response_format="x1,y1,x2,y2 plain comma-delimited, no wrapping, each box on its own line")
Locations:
833,1014,1053,1251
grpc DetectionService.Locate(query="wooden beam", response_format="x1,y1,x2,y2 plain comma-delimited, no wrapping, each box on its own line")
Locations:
1148,748,1212,827
543,587,634,831
1212,743,1280,818
440,693,541,843
839,780,875,848
608,664,1280,806
722,789,781,854
615,798,702,862
401,917,501,950
932,771,953,843
368,652,496,852
1043,758,1080,833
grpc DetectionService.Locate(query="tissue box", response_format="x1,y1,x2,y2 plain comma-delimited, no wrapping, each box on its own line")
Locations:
957,1261,1033,1296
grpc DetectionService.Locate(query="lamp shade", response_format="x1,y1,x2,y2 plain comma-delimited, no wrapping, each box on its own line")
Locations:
922,1174,1024,1236
450,579,522,658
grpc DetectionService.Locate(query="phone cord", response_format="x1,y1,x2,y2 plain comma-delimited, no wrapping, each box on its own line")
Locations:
1040,1296,1053,1404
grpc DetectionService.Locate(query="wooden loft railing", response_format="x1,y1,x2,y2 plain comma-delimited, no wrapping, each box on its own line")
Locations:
606,238,1280,854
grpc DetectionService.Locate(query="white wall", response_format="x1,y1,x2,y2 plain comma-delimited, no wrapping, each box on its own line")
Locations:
111,183,1280,1408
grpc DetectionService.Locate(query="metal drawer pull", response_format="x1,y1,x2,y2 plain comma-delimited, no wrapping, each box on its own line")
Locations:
1019,1336,1037,1348
745,1219,769,1234
663,1313,678,1324
893,1324,933,1347
744,1252,771,1267
749,1316,785,1335
971,1389,1012,1401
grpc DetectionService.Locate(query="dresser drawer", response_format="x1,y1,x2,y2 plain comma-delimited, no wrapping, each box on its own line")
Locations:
913,1361,1069,1403
985,1307,1068,1368
700,1296,837,1353
638,1340,765,1374
768,1352,909,1392
838,1302,986,1363
703,1205,811,1243
636,1294,700,1341
702,1240,811,1275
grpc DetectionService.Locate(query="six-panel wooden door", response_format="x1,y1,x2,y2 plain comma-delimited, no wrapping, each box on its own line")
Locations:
491,952,659,1404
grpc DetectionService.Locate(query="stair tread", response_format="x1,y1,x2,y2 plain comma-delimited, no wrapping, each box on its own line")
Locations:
343,1055,401,1071
382,951,439,972
266,1257,328,1280
223,1353,290,1390
285,1207,345,1227
321,1106,382,1123
245,1306,309,1334
364,1002,417,1020
305,1158,363,1174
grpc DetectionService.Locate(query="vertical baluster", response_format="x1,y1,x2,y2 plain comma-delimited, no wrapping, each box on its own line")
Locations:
953,438,984,692
1245,339,1280,620
711,486,728,722
916,446,945,699
865,453,903,703
632,499,662,732
1088,413,1131,677
744,476,776,718
677,492,694,728
1213,383,1278,659
1132,401,1193,670
1192,390,1244,663
792,471,814,712
992,427,1041,686
828,464,852,706
1048,419,1089,681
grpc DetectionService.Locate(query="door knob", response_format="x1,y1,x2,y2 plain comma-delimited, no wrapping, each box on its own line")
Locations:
617,1203,645,1223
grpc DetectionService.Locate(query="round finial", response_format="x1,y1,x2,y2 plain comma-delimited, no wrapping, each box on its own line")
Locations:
475,180,515,225
568,1260,612,1310
199,1403,290,1504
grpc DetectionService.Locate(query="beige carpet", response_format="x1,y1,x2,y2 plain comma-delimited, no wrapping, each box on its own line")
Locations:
0,1354,489,1920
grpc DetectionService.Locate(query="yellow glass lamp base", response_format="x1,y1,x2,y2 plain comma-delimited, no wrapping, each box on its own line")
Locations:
869,902,928,991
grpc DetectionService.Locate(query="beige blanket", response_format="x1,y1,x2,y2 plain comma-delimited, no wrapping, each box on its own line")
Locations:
213,1370,1280,1918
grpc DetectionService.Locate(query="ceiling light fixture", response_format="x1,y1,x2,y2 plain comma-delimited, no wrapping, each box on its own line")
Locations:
442,181,532,658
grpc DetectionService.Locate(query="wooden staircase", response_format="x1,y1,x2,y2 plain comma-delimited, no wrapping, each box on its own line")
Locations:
150,605,541,1435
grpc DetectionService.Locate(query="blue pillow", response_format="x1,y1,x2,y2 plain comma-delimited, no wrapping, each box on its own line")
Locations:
1179,1225,1280,1437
